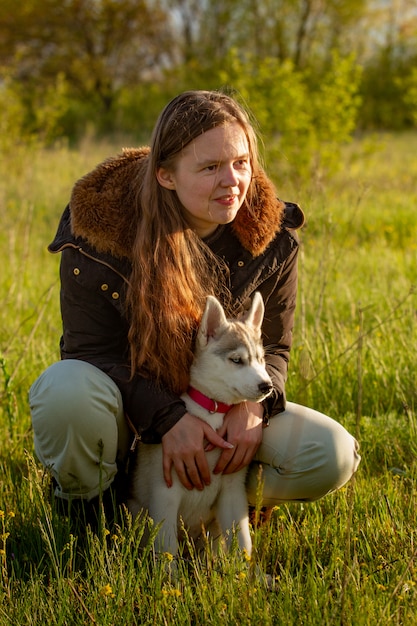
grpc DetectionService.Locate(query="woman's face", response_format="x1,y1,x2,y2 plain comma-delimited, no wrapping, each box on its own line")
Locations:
157,122,252,237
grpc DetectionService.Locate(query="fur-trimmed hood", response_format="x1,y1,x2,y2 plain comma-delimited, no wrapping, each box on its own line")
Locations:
70,147,303,259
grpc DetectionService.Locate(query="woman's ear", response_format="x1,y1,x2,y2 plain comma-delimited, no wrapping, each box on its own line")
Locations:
156,167,176,190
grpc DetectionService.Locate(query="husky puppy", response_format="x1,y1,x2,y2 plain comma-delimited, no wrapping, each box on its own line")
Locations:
128,292,273,558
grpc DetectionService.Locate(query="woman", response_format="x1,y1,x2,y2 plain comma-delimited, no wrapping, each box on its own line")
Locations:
29,90,360,512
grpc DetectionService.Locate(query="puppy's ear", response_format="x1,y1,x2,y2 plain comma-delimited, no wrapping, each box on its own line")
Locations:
242,292,264,332
198,296,228,344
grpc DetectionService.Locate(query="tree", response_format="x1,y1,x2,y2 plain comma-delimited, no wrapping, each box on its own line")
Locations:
0,0,172,119
164,0,369,70
1,0,416,137
359,0,417,127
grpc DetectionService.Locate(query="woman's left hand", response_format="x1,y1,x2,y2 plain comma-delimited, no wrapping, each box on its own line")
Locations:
212,401,264,475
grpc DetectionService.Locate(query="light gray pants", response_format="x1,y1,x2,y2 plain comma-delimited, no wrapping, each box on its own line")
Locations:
29,360,361,505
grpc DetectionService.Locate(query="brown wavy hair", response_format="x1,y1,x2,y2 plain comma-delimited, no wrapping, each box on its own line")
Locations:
127,90,261,394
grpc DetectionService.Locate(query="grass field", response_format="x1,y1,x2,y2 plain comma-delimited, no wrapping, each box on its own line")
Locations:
0,132,416,624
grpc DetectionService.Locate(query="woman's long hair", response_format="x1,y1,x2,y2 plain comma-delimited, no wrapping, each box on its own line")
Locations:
127,90,261,394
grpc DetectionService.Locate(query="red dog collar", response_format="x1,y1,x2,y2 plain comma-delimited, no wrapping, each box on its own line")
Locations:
186,387,233,414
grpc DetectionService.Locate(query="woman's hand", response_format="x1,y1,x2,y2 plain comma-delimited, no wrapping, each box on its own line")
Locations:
162,412,234,490
213,401,264,475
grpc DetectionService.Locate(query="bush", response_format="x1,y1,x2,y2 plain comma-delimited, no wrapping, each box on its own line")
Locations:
216,50,362,185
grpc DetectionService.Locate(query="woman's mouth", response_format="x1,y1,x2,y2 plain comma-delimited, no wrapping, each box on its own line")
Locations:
214,195,237,206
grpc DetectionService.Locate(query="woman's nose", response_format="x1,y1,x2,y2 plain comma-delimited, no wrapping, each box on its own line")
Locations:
219,164,239,187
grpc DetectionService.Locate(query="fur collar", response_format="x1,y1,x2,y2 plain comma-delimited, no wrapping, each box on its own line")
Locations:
70,147,286,259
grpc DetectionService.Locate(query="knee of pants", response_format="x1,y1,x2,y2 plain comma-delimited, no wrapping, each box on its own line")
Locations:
29,360,130,500
246,402,361,506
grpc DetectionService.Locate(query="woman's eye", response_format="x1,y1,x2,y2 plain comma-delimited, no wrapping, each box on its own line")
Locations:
205,164,218,171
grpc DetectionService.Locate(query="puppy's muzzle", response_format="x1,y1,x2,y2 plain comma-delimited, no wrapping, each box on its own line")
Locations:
258,381,273,398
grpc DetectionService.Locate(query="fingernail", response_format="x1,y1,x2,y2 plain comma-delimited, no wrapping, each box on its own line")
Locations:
225,442,234,449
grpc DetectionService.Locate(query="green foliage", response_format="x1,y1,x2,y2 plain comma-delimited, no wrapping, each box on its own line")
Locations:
215,50,362,184
0,76,29,151
0,72,70,152
0,0,173,139
399,66,417,126
116,82,180,142
0,0,416,139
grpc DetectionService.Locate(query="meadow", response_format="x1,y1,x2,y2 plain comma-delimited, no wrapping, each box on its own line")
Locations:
0,131,416,625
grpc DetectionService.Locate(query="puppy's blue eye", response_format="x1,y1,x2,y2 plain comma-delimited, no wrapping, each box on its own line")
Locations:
229,356,242,365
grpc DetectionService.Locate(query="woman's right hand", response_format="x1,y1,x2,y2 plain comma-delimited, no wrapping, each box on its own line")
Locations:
161,412,234,491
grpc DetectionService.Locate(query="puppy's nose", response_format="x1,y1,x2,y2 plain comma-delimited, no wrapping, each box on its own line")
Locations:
258,381,273,395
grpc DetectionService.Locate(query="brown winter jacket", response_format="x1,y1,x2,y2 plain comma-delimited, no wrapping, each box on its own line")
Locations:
48,147,305,442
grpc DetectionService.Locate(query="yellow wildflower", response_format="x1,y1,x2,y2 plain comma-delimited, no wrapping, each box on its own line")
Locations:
101,584,114,597
242,548,251,562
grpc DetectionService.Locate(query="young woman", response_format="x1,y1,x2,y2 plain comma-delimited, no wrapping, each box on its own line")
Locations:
29,90,360,511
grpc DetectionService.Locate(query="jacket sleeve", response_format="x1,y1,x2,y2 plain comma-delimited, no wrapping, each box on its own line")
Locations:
58,246,187,443
260,242,299,417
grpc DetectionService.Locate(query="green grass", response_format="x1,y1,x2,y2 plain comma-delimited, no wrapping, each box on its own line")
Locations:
1,132,416,624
